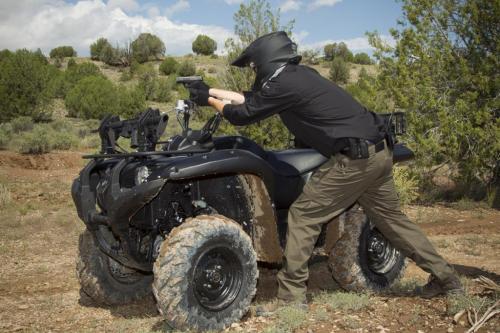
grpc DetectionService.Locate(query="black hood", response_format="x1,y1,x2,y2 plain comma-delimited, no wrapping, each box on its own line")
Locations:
231,31,301,90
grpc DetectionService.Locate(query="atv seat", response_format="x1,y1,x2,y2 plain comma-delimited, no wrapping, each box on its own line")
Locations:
266,149,329,177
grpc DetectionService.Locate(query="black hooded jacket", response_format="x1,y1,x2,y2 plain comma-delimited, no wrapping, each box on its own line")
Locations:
222,64,385,157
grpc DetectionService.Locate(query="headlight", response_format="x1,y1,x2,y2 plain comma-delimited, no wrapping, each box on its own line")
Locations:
135,166,150,185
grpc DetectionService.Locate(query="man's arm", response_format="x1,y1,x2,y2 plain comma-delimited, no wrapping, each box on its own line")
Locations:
221,83,299,126
209,88,245,105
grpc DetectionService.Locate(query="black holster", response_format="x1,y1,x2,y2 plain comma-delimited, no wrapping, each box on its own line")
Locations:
343,138,370,160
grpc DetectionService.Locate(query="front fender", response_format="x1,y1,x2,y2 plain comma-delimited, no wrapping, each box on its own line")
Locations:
150,149,276,199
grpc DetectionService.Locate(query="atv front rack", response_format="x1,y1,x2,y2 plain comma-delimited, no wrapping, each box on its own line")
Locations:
82,149,210,159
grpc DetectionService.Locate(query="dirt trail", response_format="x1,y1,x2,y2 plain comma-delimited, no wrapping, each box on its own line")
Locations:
0,152,498,333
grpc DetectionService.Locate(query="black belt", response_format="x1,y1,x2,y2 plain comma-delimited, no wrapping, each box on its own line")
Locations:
339,138,385,159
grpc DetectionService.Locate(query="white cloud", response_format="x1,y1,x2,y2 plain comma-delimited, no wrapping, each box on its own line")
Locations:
147,6,160,17
0,0,233,56
107,0,139,12
308,0,342,11
281,0,302,12
300,35,396,53
165,0,190,17
224,0,243,4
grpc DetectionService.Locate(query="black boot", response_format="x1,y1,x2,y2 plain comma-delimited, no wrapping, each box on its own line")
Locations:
415,275,464,299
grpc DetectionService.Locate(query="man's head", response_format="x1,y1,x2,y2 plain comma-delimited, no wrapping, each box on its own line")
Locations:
231,31,301,89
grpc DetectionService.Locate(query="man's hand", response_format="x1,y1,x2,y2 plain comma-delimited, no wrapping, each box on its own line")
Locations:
188,81,211,106
208,97,227,114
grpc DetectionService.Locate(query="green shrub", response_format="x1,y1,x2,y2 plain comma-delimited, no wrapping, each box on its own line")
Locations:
54,62,103,98
118,86,147,118
300,49,320,65
90,37,111,60
393,166,419,205
329,57,350,84
53,57,62,68
10,116,34,133
353,52,373,65
65,76,118,119
0,49,59,122
84,119,100,129
136,64,157,100
130,60,141,74
67,58,76,68
152,78,172,103
99,43,116,64
51,131,78,150
131,33,165,63
49,46,76,58
192,34,217,55
119,69,133,81
207,66,217,74
17,124,54,154
177,59,196,76
0,49,12,62
49,119,73,132
0,123,13,150
323,42,353,62
81,135,101,149
159,57,178,75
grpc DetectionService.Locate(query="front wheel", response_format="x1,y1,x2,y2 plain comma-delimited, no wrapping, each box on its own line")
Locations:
76,230,153,305
152,215,258,331
329,206,406,291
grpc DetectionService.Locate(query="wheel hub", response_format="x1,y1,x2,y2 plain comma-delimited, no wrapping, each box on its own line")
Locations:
192,246,243,311
366,229,401,274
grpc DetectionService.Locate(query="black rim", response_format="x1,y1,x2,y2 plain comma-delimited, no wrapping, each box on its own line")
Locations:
192,246,243,311
366,228,401,275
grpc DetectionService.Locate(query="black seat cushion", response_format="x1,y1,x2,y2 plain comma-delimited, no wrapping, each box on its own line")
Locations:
213,136,268,160
266,149,328,177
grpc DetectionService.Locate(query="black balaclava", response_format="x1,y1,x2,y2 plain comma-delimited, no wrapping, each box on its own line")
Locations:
231,31,302,91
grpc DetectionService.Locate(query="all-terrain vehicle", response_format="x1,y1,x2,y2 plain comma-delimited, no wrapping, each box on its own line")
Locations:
72,76,414,331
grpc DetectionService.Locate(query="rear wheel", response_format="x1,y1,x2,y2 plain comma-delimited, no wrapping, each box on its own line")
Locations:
153,215,258,331
329,206,406,291
76,230,153,305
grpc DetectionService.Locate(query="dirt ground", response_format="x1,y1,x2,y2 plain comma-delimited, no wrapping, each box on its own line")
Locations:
0,151,498,333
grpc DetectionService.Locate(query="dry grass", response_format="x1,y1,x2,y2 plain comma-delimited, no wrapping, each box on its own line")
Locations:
314,291,370,311
0,182,11,208
262,304,308,333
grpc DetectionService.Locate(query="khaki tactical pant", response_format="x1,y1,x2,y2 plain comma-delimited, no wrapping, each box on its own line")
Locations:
277,143,456,301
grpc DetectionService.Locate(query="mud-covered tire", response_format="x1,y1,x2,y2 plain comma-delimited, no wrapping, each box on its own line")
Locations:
76,230,153,305
153,215,258,331
329,206,406,292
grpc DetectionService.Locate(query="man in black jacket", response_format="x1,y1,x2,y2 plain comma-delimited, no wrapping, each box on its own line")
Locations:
188,31,463,305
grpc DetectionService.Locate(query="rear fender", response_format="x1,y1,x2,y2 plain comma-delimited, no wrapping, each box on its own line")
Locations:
240,174,282,264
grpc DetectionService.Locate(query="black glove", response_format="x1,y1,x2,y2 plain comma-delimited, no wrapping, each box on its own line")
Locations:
188,81,211,106
188,81,210,92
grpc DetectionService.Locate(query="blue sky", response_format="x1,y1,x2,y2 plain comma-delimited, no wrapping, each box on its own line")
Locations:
0,0,403,56
170,0,403,49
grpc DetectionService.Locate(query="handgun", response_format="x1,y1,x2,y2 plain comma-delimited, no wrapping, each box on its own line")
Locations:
176,76,203,86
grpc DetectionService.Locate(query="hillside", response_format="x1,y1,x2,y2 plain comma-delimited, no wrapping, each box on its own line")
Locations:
0,153,498,332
